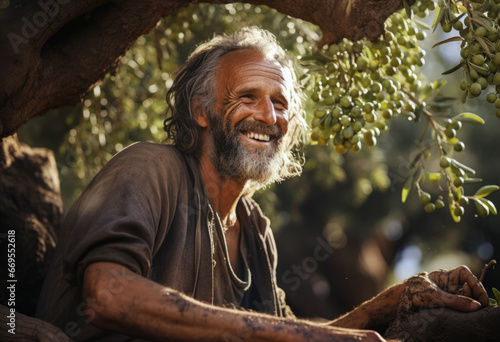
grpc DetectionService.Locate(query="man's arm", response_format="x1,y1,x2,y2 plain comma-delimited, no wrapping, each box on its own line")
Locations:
83,262,386,341
328,265,489,330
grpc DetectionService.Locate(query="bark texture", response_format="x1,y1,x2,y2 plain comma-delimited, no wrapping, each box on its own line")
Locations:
0,135,62,316
0,304,74,342
0,0,411,138
385,305,500,342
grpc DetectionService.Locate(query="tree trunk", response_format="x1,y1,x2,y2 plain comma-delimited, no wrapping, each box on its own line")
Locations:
0,135,62,316
0,0,411,138
0,304,74,341
385,305,500,342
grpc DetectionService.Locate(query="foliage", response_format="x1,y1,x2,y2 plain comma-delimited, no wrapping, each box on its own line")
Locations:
302,0,500,221
36,3,391,209
48,4,319,203
17,2,500,228
489,287,500,305
14,0,500,314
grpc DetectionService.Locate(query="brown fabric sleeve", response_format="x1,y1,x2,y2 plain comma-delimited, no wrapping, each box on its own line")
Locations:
61,143,185,286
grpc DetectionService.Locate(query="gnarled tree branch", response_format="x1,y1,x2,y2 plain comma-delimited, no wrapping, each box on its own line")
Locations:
0,0,410,138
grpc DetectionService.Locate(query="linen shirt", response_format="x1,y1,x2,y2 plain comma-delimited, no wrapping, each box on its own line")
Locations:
35,142,286,341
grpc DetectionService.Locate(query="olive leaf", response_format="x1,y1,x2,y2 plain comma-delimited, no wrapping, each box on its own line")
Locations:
450,159,476,175
479,198,497,215
441,61,463,75
475,185,500,198
402,0,412,19
463,177,483,184
432,5,443,30
493,288,500,304
401,173,414,203
473,198,490,217
432,36,463,49
452,113,485,125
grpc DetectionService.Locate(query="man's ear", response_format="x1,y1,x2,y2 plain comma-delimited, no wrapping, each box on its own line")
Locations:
192,97,209,128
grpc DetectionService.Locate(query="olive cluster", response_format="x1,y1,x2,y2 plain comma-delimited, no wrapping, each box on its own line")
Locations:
442,0,500,117
411,0,437,18
306,0,500,219
419,191,445,214
309,10,428,154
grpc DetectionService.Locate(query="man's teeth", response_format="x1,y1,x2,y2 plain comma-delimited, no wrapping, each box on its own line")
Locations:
245,131,270,142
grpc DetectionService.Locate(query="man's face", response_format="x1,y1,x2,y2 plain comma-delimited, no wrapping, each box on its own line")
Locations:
206,49,293,185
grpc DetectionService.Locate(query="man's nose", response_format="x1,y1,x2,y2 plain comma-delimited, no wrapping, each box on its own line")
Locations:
254,97,277,126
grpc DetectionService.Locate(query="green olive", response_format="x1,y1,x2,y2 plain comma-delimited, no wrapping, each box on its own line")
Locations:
419,192,432,204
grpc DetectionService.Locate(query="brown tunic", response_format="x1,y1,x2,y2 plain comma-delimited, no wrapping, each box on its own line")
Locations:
35,142,286,341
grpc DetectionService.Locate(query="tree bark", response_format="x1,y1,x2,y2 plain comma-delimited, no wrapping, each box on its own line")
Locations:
0,304,74,342
0,0,411,138
385,305,500,342
0,135,62,316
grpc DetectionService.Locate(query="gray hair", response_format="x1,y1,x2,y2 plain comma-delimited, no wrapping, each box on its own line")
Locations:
163,27,307,177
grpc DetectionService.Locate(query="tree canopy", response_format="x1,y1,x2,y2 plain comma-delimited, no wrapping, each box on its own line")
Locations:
1,0,500,340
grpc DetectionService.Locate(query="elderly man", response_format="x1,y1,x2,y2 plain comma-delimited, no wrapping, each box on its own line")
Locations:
35,27,488,341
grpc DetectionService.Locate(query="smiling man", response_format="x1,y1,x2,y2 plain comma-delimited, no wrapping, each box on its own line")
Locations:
35,27,488,342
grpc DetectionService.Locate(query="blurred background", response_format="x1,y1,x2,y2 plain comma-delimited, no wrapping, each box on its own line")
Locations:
18,3,500,319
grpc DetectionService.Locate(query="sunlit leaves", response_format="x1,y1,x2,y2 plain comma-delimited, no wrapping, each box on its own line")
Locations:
63,3,319,201
452,112,486,125
475,185,500,198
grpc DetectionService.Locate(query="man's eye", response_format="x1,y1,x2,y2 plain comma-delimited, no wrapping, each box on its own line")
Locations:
240,95,254,101
272,100,286,110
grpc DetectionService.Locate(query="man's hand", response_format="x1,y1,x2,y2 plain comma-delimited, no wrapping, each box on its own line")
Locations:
327,264,489,332
402,265,489,312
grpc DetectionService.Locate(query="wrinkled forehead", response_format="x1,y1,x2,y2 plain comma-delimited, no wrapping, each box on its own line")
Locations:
216,49,294,97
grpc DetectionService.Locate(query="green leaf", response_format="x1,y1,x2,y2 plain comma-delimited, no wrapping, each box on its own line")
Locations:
449,12,466,24
463,177,483,184
430,102,454,109
471,17,492,31
316,51,334,62
299,73,310,81
479,198,497,215
299,55,322,62
434,96,456,102
432,5,443,30
474,198,490,217
481,0,493,12
430,79,447,90
403,0,412,19
489,298,498,306
475,36,494,58
452,112,485,125
451,159,476,175
427,172,442,184
363,45,374,60
432,36,464,49
414,20,431,31
441,61,463,75
475,185,500,198
402,175,414,203
494,288,500,304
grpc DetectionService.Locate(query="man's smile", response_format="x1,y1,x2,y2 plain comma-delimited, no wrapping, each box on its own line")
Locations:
241,130,273,142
